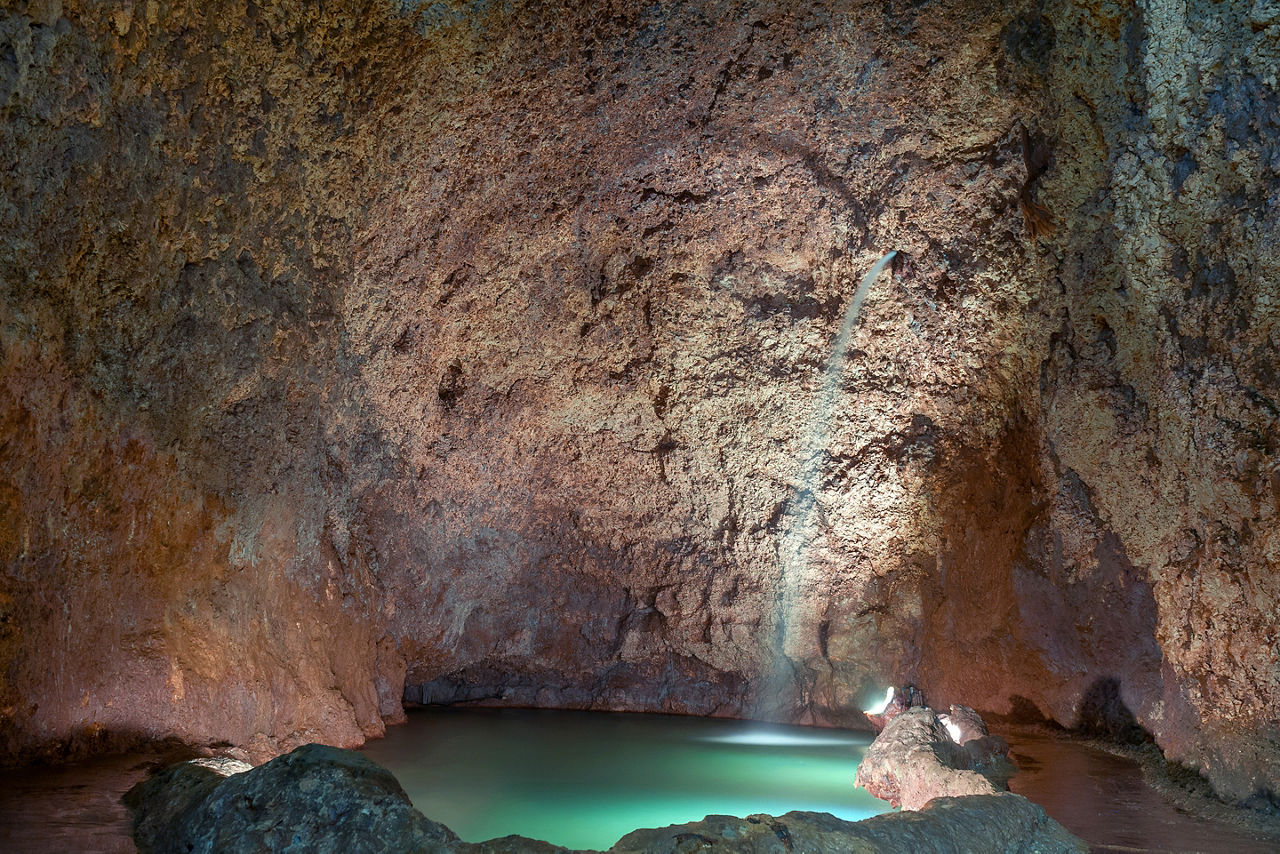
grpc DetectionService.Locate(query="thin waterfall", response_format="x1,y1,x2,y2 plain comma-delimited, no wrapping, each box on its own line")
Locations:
762,250,898,719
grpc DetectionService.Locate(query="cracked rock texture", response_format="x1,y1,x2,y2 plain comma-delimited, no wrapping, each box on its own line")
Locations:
1,0,1277,805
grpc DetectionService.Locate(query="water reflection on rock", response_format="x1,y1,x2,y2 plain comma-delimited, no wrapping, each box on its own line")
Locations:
1005,727,1280,854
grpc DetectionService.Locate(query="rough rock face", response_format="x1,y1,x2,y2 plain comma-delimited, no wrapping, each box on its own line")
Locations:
1,0,1277,806
938,704,990,745
1024,0,1280,804
0,0,414,761
854,706,1013,811
125,756,254,850
612,795,1087,854
125,744,462,853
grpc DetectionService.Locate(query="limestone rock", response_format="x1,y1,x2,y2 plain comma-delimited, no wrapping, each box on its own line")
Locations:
610,794,1087,853
125,744,459,854
938,704,988,745
863,685,926,732
854,707,1016,811
123,756,252,851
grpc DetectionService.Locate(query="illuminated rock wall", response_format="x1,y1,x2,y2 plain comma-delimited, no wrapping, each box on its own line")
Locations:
1,0,1275,803
0,0,412,762
1030,0,1280,802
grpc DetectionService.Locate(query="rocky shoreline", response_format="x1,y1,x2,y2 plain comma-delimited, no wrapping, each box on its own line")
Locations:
125,741,1087,853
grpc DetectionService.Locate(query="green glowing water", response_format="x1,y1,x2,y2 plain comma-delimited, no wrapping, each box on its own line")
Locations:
360,708,887,850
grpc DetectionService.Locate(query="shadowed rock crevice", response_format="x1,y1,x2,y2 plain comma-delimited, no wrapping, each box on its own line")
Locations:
1076,677,1151,747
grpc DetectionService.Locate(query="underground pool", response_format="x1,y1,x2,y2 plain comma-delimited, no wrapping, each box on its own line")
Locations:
357,707,888,850
4,708,1280,850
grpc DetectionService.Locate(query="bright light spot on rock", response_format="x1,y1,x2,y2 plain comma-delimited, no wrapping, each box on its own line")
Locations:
941,716,963,743
864,686,895,716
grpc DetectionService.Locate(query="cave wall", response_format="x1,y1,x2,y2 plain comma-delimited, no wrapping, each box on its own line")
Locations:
1029,0,1280,802
353,0,1053,725
0,0,414,761
1,0,1276,803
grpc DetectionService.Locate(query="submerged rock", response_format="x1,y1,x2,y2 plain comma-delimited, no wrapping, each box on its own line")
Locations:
127,743,1084,853
854,706,1016,811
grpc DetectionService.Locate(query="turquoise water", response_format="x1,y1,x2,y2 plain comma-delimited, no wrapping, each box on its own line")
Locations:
360,708,887,850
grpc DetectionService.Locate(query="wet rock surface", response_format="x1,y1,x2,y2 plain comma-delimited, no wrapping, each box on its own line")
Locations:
854,706,1015,811
0,0,1277,808
611,795,1086,854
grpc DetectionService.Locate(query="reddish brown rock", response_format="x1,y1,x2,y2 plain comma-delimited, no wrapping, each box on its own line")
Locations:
1015,0,1280,804
0,0,415,763
0,0,1276,811
938,704,988,745
862,685,924,732
855,706,1015,811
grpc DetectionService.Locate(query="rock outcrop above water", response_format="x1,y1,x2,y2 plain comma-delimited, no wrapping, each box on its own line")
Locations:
612,795,1087,854
2,0,1278,807
125,756,253,850
126,744,462,854
854,706,1015,811
125,744,1086,854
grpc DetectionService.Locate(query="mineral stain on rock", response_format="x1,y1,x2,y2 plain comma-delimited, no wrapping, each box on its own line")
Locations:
0,0,1278,830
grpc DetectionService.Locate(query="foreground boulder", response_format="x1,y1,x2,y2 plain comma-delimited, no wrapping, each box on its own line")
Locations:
854,706,1016,810
128,743,1083,853
125,743,462,853
610,793,1086,853
124,756,253,849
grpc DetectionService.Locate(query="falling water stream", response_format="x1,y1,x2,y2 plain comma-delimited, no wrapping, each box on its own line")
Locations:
763,250,897,716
